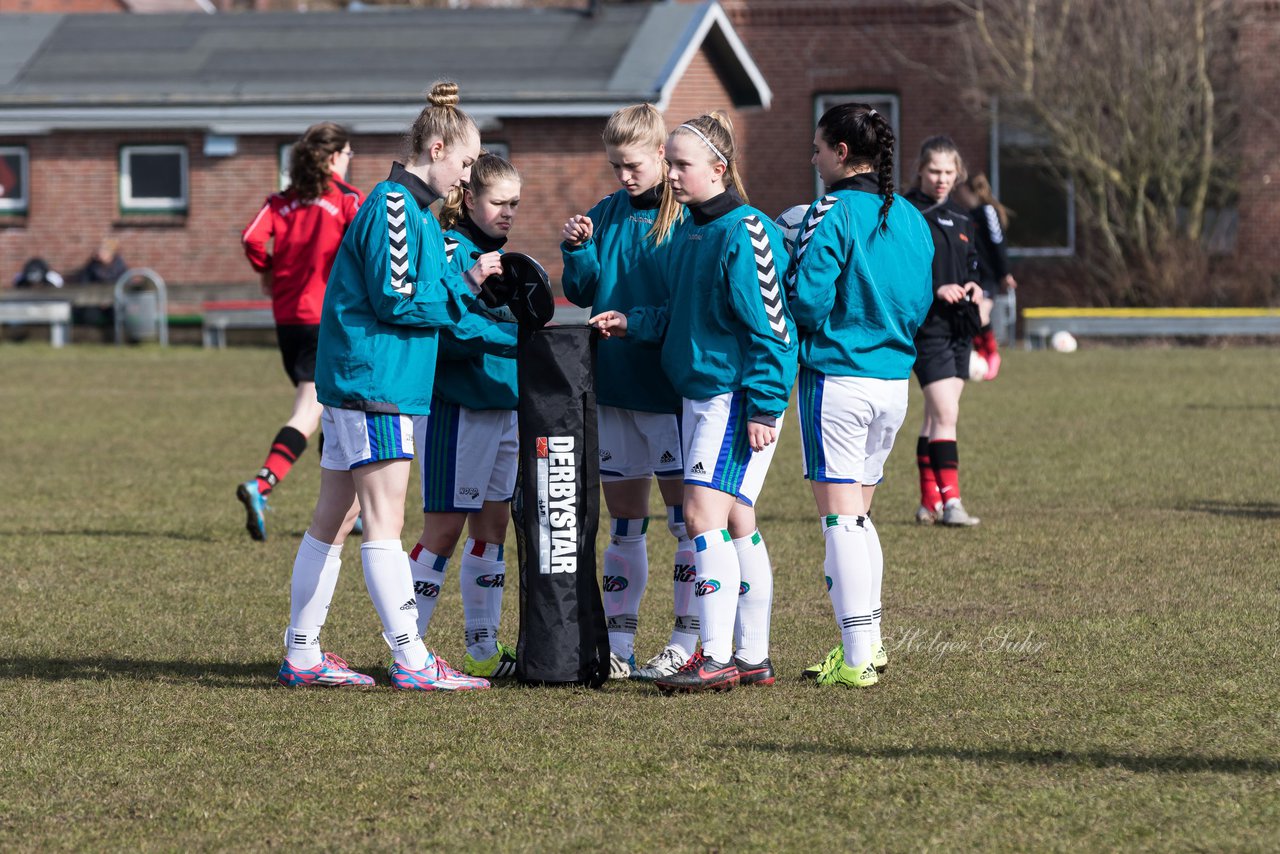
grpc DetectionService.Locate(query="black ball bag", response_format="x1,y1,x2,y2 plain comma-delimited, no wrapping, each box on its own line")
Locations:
511,320,609,687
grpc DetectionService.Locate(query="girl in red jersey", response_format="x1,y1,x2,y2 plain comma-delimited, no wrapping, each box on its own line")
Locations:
237,122,363,542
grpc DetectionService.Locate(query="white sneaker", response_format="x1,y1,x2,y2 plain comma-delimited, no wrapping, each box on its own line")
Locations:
914,504,940,525
630,644,692,681
941,498,980,527
608,651,634,680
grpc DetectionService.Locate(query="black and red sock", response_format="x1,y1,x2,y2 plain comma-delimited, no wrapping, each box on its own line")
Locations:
917,436,942,510
256,426,308,495
929,439,961,504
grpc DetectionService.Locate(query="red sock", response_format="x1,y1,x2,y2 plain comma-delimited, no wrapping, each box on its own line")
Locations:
256,426,308,495
929,439,961,503
917,436,942,510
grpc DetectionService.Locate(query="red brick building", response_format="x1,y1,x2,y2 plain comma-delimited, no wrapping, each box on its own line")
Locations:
0,3,776,290
0,0,1265,295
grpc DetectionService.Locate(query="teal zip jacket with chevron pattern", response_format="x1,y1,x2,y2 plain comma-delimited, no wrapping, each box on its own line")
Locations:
316,164,516,416
626,190,798,420
785,174,935,379
432,221,519,411
561,187,681,415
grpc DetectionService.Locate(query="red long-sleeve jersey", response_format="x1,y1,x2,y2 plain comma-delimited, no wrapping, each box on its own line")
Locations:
241,177,363,325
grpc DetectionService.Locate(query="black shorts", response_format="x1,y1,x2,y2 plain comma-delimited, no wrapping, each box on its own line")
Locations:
276,324,319,386
914,334,973,386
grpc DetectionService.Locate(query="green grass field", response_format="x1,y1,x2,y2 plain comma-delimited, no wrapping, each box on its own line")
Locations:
1,342,1278,851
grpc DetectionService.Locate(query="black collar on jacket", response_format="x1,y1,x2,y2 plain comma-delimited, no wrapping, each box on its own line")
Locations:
451,214,508,254
331,176,361,198
386,162,437,209
905,187,968,221
628,185,663,210
688,187,745,225
827,172,881,196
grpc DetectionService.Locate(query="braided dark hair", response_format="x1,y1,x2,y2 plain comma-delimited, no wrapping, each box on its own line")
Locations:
817,103,896,231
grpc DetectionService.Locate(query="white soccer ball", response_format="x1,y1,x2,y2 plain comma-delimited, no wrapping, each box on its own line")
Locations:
968,351,988,382
774,204,809,255
1050,330,1079,353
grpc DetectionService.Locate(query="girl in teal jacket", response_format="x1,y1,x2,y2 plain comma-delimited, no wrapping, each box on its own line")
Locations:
560,104,697,682
279,82,514,695
787,102,934,689
409,153,523,680
592,112,798,695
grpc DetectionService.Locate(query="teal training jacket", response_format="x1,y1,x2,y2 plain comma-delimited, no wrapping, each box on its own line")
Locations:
627,190,798,421
561,187,680,415
433,219,519,411
785,174,935,379
316,164,516,416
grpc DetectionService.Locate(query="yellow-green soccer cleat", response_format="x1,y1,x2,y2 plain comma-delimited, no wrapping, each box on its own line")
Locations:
815,653,879,688
800,643,843,680
463,640,518,679
803,642,888,679
872,641,889,674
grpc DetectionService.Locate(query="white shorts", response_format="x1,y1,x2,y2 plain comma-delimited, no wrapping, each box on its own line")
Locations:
597,405,683,482
797,368,908,484
320,407,415,471
681,392,782,507
414,400,518,512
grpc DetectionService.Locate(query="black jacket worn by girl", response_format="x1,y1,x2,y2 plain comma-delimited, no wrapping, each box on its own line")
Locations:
970,203,1010,293
905,188,980,339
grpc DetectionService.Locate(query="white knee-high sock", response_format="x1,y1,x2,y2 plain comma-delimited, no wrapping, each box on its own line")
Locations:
459,538,505,660
732,530,774,665
603,517,648,658
361,539,430,671
822,515,874,668
865,514,884,647
408,543,449,641
667,506,699,657
693,529,739,663
285,532,343,668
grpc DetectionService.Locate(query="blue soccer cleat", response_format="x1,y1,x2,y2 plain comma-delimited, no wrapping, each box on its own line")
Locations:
236,480,269,542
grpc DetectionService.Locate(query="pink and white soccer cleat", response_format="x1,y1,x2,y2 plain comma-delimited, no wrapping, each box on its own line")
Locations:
389,655,490,692
277,652,375,688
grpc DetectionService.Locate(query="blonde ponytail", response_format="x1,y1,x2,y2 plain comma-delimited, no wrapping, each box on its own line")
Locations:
649,111,746,246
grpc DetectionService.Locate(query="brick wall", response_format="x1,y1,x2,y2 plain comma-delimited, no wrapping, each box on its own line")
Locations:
0,44,751,292
3,0,124,10
0,121,619,290
723,0,988,222
1235,1,1280,275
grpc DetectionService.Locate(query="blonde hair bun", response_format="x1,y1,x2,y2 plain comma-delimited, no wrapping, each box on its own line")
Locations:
427,81,460,109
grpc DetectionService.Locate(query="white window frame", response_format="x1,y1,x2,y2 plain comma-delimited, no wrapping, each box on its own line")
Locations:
279,142,292,191
989,98,1076,257
813,93,900,199
0,145,29,213
120,144,188,212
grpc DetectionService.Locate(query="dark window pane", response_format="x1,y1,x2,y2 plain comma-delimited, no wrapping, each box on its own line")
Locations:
0,152,24,201
130,152,183,199
998,147,1069,249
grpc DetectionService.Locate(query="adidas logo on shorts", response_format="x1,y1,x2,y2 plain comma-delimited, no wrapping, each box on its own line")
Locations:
660,451,675,464
399,598,417,611
690,462,706,475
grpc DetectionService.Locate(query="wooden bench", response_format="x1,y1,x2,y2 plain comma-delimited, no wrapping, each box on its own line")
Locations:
1023,307,1280,348
201,300,274,349
200,297,593,348
0,299,73,347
